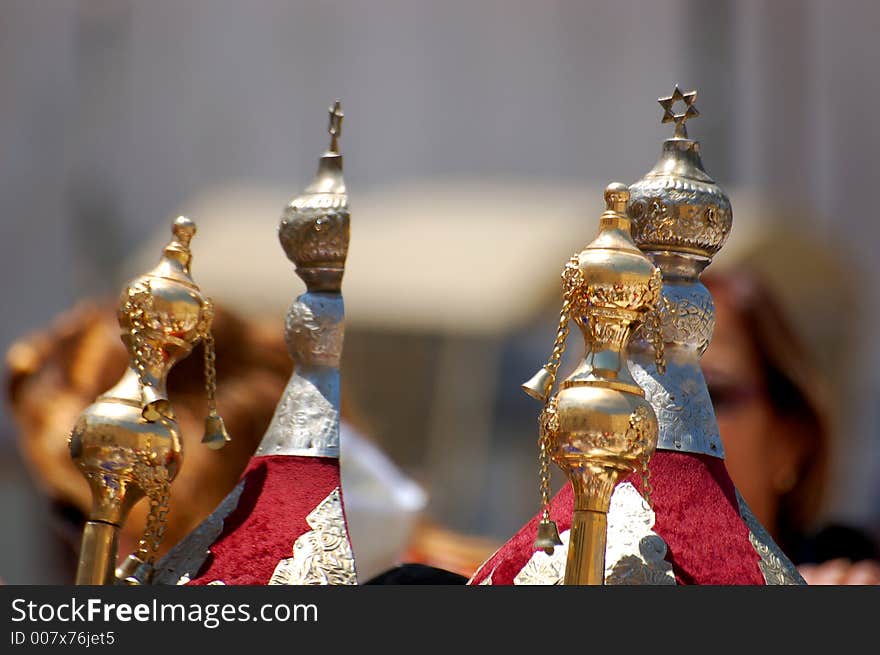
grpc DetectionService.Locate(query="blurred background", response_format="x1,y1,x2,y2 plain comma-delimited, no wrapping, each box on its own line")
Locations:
2,0,879,583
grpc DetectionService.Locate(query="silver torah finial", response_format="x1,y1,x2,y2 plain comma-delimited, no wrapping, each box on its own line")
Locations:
626,86,803,585
255,98,350,458
147,101,355,585
627,86,731,458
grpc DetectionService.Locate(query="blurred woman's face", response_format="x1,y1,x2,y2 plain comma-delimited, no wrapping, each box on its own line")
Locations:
702,288,803,537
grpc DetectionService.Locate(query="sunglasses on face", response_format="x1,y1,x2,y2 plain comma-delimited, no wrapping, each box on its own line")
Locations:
704,371,763,414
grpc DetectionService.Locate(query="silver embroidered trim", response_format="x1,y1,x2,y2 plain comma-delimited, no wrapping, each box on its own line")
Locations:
736,490,805,585
467,545,503,585
269,487,357,585
149,480,246,585
513,482,675,585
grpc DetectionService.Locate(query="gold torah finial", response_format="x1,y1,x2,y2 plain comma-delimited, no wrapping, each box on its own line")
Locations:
523,184,664,583
69,216,227,585
328,99,344,154
658,85,699,138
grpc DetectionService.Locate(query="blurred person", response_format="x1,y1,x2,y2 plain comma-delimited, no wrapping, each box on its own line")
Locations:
4,298,430,583
702,270,880,584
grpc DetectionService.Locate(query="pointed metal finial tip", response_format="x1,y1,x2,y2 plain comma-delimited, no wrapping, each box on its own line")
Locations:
172,216,196,245
604,182,629,208
327,99,344,153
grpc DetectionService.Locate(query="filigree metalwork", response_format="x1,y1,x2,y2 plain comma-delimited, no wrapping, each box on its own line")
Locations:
604,483,673,585
629,186,732,258
268,488,357,585
567,269,663,317
513,483,675,585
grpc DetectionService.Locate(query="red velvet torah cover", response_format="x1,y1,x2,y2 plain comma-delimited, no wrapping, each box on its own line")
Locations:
468,451,766,585
189,455,346,585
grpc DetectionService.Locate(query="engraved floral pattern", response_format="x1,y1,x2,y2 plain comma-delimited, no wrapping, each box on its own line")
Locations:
513,483,675,585
567,269,662,320
256,373,339,457
629,357,723,456
736,490,805,585
656,284,715,353
279,205,350,269
628,185,732,257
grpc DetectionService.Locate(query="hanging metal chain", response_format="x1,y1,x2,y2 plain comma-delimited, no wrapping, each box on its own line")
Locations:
533,256,581,531
538,399,560,521
203,332,218,416
132,453,171,565
540,255,581,386
544,300,571,386
140,484,171,564
198,298,218,412
642,269,667,375
124,281,156,393
626,407,655,510
644,305,666,375
638,454,653,509
539,438,551,520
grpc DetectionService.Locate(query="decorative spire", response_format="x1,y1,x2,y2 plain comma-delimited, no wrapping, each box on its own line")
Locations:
658,85,699,139
280,99,350,292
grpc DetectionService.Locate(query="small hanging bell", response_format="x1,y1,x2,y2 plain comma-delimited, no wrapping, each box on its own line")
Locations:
534,517,563,555
141,385,170,422
202,412,231,450
522,366,554,403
